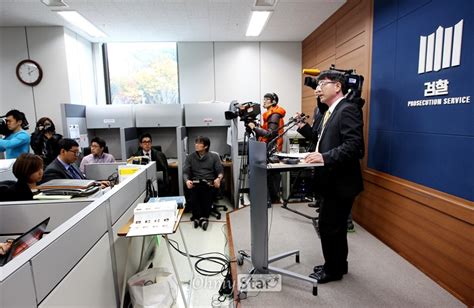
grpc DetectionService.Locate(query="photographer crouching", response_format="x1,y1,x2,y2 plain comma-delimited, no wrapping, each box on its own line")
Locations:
247,93,286,205
30,117,62,167
0,110,30,159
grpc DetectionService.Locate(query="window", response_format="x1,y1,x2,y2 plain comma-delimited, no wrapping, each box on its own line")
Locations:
107,42,178,104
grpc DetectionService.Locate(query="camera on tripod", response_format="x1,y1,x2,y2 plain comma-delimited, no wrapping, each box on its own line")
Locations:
303,65,364,104
224,101,261,124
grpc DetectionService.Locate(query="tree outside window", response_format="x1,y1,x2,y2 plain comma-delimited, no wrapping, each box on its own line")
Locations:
107,42,178,104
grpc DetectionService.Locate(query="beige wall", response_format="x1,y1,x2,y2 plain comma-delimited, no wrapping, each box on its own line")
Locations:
301,0,473,305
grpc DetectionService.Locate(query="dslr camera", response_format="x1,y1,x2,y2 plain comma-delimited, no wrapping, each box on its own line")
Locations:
224,101,261,124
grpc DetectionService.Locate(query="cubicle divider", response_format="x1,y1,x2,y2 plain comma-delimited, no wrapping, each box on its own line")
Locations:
0,162,157,307
86,105,137,160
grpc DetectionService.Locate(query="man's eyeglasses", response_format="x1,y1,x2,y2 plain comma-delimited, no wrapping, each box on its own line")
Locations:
316,81,336,89
141,140,152,144
68,150,80,157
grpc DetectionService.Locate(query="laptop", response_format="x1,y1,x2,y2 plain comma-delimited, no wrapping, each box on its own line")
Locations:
0,217,50,266
84,162,126,181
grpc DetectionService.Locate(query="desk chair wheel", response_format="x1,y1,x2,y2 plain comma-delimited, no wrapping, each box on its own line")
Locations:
238,290,247,300
237,254,244,266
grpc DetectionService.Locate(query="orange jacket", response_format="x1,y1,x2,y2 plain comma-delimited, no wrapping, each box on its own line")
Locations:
259,105,286,151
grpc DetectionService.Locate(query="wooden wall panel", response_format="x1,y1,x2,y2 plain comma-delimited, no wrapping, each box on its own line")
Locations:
302,0,474,305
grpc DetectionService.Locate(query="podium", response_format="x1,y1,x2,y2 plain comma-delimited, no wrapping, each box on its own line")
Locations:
237,140,318,297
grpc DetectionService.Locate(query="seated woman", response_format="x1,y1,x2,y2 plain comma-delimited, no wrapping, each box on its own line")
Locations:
0,153,43,202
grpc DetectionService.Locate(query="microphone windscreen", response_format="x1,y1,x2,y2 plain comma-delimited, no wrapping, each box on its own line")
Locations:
302,68,321,76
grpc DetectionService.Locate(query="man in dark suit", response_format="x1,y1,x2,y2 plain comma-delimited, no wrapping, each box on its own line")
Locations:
42,138,86,183
302,70,364,283
133,133,169,196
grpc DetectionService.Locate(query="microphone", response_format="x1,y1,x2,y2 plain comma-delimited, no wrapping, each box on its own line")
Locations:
302,68,321,76
295,113,309,123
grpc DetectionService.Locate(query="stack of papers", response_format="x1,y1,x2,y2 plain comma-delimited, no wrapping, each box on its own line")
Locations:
127,200,179,237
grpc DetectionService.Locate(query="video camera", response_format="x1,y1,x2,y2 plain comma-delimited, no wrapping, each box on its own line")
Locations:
0,116,8,136
303,65,364,106
0,114,29,137
224,101,261,124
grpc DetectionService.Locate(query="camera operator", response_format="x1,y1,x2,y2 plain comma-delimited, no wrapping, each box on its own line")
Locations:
30,117,62,167
300,70,364,284
247,92,286,204
0,110,30,159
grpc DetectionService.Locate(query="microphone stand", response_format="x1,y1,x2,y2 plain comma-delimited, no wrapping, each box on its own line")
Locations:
266,117,306,158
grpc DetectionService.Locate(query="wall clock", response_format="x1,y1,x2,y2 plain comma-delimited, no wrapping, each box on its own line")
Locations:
16,59,43,86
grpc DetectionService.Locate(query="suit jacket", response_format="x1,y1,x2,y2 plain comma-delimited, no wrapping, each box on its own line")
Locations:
134,148,169,189
313,98,364,199
41,158,86,184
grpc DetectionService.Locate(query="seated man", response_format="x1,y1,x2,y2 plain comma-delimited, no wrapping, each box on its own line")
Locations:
42,138,86,183
133,133,169,196
79,137,115,173
41,138,109,188
183,136,223,231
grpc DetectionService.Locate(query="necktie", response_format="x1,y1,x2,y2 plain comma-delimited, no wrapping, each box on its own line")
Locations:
322,110,331,129
68,166,81,179
316,110,331,152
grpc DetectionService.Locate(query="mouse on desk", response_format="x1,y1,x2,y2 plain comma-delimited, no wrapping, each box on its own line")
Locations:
268,156,280,163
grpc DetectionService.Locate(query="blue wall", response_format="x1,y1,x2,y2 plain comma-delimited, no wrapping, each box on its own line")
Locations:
369,0,473,201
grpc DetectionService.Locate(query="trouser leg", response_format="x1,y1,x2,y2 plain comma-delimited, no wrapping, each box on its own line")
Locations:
318,196,354,275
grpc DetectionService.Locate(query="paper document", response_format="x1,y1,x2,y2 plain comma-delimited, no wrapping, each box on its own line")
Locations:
127,201,179,237
0,159,16,170
275,152,311,159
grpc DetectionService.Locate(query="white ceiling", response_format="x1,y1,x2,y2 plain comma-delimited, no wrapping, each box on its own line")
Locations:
0,0,345,42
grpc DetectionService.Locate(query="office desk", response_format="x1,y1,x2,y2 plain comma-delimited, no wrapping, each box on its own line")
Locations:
117,208,194,308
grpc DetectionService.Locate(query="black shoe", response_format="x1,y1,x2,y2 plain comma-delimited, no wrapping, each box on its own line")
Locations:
307,202,319,208
201,219,209,231
313,262,348,275
193,220,199,229
309,270,343,284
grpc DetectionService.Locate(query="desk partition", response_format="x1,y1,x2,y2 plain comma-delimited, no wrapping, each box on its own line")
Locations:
0,163,157,307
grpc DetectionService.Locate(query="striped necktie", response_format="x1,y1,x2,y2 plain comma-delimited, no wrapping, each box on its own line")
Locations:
68,166,81,179
316,110,331,152
322,110,331,129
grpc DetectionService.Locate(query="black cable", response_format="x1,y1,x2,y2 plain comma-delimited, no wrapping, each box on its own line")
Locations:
165,237,235,277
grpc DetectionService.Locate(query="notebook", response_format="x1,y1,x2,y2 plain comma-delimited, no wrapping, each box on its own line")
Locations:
0,217,50,266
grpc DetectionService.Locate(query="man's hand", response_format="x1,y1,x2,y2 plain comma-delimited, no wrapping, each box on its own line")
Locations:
213,177,221,189
0,240,13,256
304,152,324,163
100,181,111,188
186,180,194,189
247,122,256,130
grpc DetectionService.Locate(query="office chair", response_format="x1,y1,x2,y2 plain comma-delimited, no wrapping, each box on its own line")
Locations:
189,179,228,220
209,151,228,220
